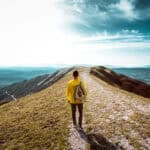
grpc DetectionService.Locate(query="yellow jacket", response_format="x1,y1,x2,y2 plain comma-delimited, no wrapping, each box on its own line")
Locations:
66,78,87,104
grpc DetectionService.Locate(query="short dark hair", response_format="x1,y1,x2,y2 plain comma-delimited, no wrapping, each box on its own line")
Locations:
73,70,79,78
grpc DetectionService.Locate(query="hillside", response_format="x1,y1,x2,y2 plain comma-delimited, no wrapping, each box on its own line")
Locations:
0,67,73,105
0,69,74,150
0,67,149,150
90,66,150,98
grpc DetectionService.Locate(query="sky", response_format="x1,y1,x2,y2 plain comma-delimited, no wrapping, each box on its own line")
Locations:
0,0,150,66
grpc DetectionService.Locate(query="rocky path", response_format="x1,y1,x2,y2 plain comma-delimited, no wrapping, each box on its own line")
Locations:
68,120,88,150
83,71,150,149
68,69,150,150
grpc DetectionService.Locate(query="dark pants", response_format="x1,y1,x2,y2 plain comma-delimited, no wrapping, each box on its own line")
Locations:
71,103,83,127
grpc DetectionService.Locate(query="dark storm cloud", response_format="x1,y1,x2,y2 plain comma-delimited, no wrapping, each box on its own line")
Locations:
135,0,150,9
57,0,150,37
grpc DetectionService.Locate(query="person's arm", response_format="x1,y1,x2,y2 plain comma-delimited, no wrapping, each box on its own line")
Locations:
66,83,70,103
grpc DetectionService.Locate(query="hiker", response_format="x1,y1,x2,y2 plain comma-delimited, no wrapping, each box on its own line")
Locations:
66,70,87,129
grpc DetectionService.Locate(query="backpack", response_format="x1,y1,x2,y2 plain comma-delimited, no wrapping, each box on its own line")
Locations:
74,81,85,101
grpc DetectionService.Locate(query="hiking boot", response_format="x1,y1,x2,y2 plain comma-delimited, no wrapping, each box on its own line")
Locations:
73,123,77,128
79,125,83,130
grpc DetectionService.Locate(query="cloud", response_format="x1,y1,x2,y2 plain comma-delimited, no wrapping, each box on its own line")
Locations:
56,0,150,35
135,0,150,9
110,0,137,20
0,0,149,66
70,31,150,45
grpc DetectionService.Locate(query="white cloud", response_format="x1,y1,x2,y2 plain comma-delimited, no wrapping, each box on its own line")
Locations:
68,30,148,44
110,0,137,20
122,29,139,34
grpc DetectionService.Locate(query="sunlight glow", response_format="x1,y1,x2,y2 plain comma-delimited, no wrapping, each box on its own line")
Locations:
0,0,149,67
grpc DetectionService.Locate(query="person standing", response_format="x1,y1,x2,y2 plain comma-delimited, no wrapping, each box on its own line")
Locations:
66,70,87,129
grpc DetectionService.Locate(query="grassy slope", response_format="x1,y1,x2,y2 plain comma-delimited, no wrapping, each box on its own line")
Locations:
0,71,73,150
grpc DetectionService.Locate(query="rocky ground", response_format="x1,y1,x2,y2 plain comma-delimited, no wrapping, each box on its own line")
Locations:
68,67,150,150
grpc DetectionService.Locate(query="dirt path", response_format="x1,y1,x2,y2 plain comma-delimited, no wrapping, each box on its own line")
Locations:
83,70,150,149
68,69,150,150
68,121,88,150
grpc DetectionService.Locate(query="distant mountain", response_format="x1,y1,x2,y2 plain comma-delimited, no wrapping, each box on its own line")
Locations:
142,65,150,68
0,67,73,104
106,65,150,68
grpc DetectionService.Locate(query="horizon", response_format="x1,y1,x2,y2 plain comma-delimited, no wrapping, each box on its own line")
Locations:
0,0,150,66
0,64,150,68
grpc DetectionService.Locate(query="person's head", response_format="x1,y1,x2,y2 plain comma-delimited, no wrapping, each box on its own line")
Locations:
73,70,79,79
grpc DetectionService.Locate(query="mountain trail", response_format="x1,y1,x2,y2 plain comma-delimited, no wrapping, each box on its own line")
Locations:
0,67,149,149
68,68,150,149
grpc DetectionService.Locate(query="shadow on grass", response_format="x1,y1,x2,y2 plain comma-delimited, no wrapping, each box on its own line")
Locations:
76,128,121,150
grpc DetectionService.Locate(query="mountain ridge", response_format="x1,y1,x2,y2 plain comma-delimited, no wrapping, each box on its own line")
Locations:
1,66,150,105
0,67,73,105
0,66,149,149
